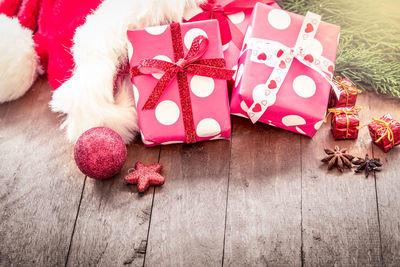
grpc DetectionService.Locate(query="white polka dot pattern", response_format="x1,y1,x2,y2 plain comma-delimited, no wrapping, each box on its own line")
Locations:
314,120,324,130
190,75,215,97
292,75,316,98
155,100,180,125
144,25,168,35
268,9,291,30
196,118,221,137
295,126,306,135
308,38,323,56
227,12,245,24
282,115,306,126
240,100,248,112
152,55,172,79
184,28,208,50
252,84,266,102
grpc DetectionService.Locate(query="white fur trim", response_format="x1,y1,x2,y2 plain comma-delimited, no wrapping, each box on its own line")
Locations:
50,0,205,144
183,4,204,21
0,15,40,103
50,75,138,144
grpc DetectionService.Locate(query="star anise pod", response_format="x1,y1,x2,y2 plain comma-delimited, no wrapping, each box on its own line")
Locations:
321,146,354,172
353,154,382,178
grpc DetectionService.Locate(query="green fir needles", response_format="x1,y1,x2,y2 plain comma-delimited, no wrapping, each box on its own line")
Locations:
276,0,400,98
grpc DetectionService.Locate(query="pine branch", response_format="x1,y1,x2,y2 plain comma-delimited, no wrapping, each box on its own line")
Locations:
275,0,400,98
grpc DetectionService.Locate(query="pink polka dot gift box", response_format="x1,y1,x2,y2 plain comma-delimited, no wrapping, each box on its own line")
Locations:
230,3,341,137
127,20,235,146
186,0,281,70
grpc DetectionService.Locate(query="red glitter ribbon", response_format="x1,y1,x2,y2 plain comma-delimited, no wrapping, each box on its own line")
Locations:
189,0,275,48
131,23,235,144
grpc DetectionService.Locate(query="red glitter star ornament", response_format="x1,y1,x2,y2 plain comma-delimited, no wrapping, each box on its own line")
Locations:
125,162,164,193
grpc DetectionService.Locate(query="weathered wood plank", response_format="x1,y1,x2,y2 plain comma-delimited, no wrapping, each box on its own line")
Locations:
145,140,231,266
367,94,400,266
301,92,382,266
66,144,160,266
223,117,302,266
0,78,85,266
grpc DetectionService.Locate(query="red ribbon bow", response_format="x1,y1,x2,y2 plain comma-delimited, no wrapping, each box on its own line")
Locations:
131,23,234,144
190,0,275,48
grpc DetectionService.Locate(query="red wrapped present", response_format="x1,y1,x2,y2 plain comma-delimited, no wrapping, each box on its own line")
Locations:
328,76,362,108
368,114,400,152
328,107,361,140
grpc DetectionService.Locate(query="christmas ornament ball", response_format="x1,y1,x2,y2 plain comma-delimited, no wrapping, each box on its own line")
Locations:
74,127,127,179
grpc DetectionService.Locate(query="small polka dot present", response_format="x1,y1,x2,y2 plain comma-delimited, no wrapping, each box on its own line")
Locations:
230,3,341,137
185,0,280,70
127,21,235,146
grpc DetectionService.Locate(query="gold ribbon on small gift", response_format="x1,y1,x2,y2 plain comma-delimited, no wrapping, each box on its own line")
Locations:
372,118,395,145
325,106,361,139
334,76,362,106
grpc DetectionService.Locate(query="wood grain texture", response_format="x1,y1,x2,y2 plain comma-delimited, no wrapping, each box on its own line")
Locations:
301,92,382,266
367,95,400,266
2,77,400,267
145,141,231,267
66,144,160,267
223,117,302,267
0,78,85,266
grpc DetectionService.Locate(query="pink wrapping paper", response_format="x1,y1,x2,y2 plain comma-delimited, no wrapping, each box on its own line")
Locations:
230,3,341,137
186,0,280,70
127,20,231,146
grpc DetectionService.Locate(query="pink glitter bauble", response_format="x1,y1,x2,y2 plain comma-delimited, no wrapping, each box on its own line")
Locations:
74,127,127,179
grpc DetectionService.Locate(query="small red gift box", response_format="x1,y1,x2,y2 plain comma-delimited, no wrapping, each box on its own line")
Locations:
328,76,361,108
368,114,400,152
329,107,361,140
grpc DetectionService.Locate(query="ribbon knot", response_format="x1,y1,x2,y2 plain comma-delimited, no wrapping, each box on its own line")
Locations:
130,23,234,144
191,0,275,47
174,35,207,71
175,58,186,71
290,47,304,57
334,76,362,106
373,118,395,145
201,2,224,16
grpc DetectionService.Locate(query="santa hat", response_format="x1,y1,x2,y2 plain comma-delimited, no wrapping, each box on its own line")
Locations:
48,0,205,144
0,0,205,144
0,0,42,103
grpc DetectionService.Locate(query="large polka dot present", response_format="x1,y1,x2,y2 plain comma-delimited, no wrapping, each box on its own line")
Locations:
230,3,341,137
127,21,234,146
185,0,280,70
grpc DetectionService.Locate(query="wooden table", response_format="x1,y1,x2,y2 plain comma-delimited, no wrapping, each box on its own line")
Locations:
1,77,400,266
